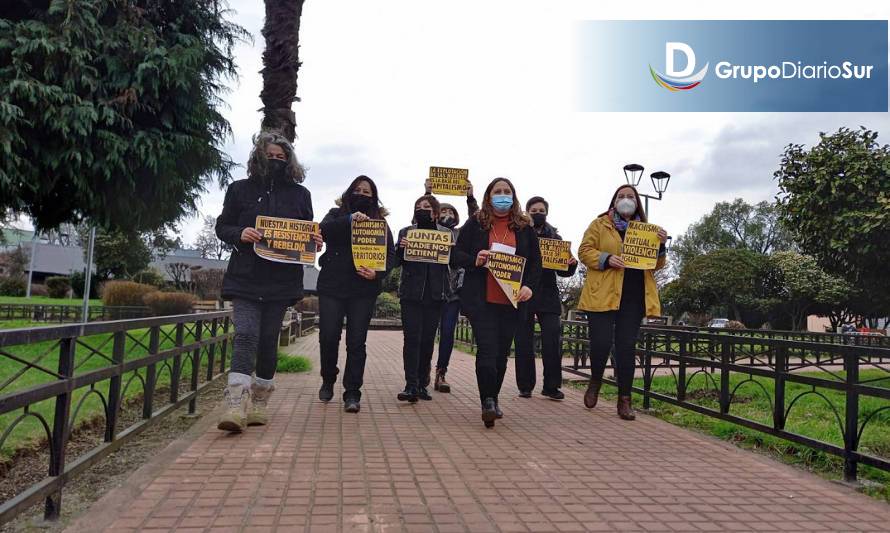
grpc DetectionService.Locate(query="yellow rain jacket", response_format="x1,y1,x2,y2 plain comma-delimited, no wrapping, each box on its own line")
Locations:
577,215,666,317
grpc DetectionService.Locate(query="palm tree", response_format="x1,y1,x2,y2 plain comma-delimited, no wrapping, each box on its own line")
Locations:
260,0,306,142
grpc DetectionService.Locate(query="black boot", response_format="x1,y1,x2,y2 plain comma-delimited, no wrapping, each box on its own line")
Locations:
418,387,432,401
319,381,334,402
397,386,418,403
481,398,497,428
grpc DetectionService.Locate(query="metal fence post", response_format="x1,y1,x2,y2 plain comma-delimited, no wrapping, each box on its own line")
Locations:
843,346,860,482
190,320,204,415
170,322,184,404
143,327,159,419
206,318,215,382
677,332,687,402
44,337,75,520
105,331,126,442
773,345,787,431
719,339,731,414
642,332,653,410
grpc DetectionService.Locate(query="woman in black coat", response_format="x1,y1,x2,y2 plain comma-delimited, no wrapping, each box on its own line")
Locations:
514,196,577,400
451,177,542,428
317,175,395,413
394,195,450,402
215,132,319,433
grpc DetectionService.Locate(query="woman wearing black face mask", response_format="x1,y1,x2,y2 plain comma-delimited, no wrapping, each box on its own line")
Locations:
317,176,396,413
514,196,577,401
394,195,450,402
215,132,319,433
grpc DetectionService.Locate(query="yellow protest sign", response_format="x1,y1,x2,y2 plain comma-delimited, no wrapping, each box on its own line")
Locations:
485,251,526,308
539,238,572,271
429,166,469,196
254,216,318,265
351,219,388,271
404,229,453,264
621,221,661,270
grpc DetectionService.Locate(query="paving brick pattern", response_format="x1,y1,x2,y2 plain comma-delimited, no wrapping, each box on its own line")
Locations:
75,331,890,532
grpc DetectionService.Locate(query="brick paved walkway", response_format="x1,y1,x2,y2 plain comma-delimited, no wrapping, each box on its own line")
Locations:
70,330,890,532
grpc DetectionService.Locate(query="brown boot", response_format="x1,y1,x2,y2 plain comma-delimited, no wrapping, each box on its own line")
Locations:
435,368,451,393
583,377,601,409
617,396,636,420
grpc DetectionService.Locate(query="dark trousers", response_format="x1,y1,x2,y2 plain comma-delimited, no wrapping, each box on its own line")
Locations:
436,300,461,370
401,298,443,389
468,303,519,404
515,310,563,393
318,294,376,401
230,299,290,380
586,304,644,397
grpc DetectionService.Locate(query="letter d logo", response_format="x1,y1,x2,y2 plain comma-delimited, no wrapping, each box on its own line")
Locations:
666,42,695,77
649,42,709,92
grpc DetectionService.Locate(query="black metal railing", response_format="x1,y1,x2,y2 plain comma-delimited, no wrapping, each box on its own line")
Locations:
454,316,890,482
0,311,233,524
0,304,152,323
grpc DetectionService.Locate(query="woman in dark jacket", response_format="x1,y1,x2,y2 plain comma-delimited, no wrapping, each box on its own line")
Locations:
215,132,318,433
451,177,542,428
317,175,395,413
394,195,450,402
514,196,577,400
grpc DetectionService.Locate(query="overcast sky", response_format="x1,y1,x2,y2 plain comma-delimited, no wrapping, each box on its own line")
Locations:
172,1,890,252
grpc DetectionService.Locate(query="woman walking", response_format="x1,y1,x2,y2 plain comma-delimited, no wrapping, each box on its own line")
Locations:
215,132,318,432
317,176,395,413
451,178,542,428
395,195,450,402
577,185,667,420
514,196,577,400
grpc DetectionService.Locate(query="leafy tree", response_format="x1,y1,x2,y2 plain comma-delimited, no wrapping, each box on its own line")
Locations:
0,1,247,231
194,215,228,260
260,0,306,141
775,127,890,323
91,228,153,280
769,252,853,331
557,263,587,314
671,199,794,274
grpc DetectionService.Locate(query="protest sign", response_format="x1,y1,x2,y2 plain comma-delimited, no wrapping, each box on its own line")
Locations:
351,219,389,271
428,166,469,196
621,221,660,270
485,251,526,308
254,216,318,265
539,238,572,271
404,228,453,264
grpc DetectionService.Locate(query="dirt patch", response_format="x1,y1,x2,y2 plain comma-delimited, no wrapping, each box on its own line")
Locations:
0,379,224,532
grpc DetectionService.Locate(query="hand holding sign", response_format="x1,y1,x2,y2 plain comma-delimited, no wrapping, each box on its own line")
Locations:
485,251,526,308
254,216,319,265
351,219,388,271
429,166,470,196
620,221,661,270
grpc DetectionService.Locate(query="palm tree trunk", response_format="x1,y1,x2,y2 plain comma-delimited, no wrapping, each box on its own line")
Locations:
260,0,305,142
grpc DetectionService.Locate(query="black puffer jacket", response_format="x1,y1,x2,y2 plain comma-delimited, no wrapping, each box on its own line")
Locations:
450,216,542,319
395,223,450,302
317,208,396,299
216,175,313,303
529,223,577,315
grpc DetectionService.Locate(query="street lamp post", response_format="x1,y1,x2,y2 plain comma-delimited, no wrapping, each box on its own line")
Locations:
622,164,672,215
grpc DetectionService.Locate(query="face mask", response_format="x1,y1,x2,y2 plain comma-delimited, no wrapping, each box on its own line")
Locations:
266,158,288,182
351,193,373,214
531,213,547,227
616,198,636,216
439,215,457,228
491,194,513,212
414,209,434,227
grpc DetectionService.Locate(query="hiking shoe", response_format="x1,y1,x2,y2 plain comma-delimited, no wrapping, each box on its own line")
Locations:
481,398,497,428
397,386,419,403
344,398,361,413
518,390,532,399
218,384,249,433
434,368,451,393
418,387,432,401
247,382,274,426
541,389,565,401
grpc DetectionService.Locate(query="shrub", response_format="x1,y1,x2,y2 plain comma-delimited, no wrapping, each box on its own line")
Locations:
45,276,72,298
191,268,225,300
374,292,401,317
143,291,195,316
296,295,319,314
101,281,157,307
0,276,26,296
132,268,168,289
276,353,312,373
726,320,746,330
30,283,49,297
69,270,98,299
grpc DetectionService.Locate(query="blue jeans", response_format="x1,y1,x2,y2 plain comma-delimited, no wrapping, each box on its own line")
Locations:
436,300,461,370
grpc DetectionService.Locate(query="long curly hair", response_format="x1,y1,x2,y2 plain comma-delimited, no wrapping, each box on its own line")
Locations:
476,177,530,231
335,175,387,219
246,131,306,184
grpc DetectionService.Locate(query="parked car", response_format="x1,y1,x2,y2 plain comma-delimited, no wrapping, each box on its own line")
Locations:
707,318,730,328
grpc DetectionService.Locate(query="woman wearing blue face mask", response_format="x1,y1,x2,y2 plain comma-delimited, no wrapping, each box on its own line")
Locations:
451,178,542,428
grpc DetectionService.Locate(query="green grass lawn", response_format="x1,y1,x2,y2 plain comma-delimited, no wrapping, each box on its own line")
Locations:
0,320,228,459
276,353,312,373
572,368,890,501
0,296,102,306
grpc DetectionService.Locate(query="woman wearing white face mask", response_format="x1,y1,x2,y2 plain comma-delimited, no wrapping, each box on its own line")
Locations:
577,185,668,420
451,178,542,428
